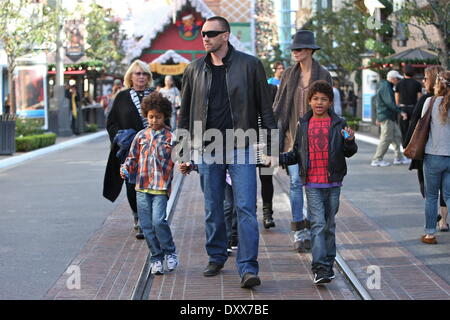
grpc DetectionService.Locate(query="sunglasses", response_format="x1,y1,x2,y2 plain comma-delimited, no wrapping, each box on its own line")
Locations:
134,72,149,77
292,48,306,52
201,30,227,38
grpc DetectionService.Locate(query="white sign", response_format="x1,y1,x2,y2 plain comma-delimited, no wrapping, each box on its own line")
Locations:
362,69,379,122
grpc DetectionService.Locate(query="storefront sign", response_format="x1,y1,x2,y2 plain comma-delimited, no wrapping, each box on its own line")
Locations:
150,63,188,75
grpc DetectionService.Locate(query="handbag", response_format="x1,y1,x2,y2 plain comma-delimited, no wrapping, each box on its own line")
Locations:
403,97,435,160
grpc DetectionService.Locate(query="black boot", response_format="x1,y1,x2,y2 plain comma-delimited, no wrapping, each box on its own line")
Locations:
262,203,275,229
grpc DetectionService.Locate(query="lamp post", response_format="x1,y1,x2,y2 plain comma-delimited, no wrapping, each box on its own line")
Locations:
51,0,71,136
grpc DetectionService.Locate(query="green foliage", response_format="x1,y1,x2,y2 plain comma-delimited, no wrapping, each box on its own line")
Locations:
15,118,45,137
343,112,361,131
85,123,98,133
307,1,370,81
84,3,126,74
395,0,450,69
15,133,57,152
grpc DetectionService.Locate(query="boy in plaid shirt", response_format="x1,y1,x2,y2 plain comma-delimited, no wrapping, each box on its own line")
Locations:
280,81,358,284
121,92,178,275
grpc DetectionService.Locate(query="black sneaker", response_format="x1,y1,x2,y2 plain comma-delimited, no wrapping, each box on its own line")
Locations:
240,273,261,288
227,247,233,256
328,269,335,280
313,270,331,284
203,263,224,277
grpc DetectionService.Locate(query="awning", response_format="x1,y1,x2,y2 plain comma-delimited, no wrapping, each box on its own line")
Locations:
384,48,438,61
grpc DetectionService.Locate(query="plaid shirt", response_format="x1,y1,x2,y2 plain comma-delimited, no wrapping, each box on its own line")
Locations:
122,127,174,195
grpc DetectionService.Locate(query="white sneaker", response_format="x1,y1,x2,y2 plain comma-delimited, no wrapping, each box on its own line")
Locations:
150,260,164,275
393,157,411,165
371,160,391,167
165,254,179,272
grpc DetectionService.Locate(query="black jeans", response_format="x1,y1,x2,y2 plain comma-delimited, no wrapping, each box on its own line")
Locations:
258,167,274,204
125,180,138,215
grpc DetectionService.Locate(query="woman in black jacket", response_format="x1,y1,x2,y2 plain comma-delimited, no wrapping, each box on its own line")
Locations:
103,60,154,239
404,66,447,231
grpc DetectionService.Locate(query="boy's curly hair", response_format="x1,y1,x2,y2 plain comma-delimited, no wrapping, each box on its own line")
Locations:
307,80,334,102
141,91,172,119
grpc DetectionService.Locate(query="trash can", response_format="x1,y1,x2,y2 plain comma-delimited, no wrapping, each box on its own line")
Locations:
0,115,16,155
95,106,106,129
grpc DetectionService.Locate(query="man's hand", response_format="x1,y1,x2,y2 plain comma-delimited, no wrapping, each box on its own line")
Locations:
178,162,192,175
401,112,408,121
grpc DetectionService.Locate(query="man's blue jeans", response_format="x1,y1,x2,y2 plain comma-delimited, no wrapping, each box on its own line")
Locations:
136,192,176,263
305,187,341,272
288,164,305,222
424,154,450,235
197,148,258,277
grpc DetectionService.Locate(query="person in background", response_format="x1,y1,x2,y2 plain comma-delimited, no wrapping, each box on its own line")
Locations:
267,61,285,86
371,70,410,167
420,71,450,244
332,81,343,116
103,60,154,240
65,84,83,135
159,75,181,130
395,64,422,144
404,66,447,232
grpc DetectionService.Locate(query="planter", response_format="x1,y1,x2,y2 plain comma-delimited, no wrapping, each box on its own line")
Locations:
0,118,16,155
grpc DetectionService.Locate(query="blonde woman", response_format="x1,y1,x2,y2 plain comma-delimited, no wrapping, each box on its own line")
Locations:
103,60,154,240
421,71,450,244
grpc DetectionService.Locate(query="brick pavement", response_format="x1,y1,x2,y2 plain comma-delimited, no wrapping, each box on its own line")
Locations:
275,171,450,300
148,172,358,300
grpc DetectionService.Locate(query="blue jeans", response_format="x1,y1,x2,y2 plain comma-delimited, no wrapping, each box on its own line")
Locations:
424,154,450,235
287,164,305,222
305,187,341,272
170,110,177,130
197,148,258,276
136,192,176,262
224,183,238,246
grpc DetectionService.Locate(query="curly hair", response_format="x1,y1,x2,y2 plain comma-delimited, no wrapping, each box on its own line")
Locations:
434,71,450,125
141,92,172,119
307,80,334,102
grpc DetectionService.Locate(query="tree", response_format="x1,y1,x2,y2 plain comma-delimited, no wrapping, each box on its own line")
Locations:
0,0,58,113
84,2,126,74
395,0,449,69
306,2,371,82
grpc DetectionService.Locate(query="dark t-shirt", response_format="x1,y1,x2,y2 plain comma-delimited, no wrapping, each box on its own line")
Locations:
395,78,422,106
206,64,233,133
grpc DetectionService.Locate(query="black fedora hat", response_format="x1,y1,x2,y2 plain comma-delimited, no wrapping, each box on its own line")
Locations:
290,30,320,50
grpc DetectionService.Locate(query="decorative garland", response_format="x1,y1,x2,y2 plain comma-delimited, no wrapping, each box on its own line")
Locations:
47,60,104,72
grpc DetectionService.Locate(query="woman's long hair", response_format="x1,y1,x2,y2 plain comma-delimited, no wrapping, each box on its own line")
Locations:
434,71,450,124
424,66,444,94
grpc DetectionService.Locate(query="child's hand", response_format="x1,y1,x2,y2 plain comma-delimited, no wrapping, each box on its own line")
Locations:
342,127,355,141
120,167,129,179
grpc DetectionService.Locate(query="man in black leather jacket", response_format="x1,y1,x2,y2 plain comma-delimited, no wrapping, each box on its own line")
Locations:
178,16,277,289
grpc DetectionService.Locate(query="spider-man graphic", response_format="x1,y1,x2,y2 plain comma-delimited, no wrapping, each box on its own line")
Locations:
307,118,331,184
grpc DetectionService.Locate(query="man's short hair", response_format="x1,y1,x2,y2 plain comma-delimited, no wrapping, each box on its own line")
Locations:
206,16,230,32
307,80,334,102
141,92,172,119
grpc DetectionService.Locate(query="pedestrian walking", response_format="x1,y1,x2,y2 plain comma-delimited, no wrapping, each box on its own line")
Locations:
371,70,410,167
178,16,277,288
404,66,447,231
121,92,179,274
420,71,450,244
395,64,423,144
159,75,181,130
103,60,154,239
273,30,332,252
332,82,343,116
280,80,358,284
65,85,83,135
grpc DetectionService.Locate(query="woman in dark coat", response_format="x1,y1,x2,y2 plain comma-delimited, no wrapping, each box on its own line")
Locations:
103,60,154,239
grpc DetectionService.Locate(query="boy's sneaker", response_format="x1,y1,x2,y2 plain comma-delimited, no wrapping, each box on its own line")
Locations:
165,254,179,272
393,157,411,165
150,260,164,275
328,269,335,280
227,246,233,256
371,160,391,167
314,269,331,284
293,230,304,252
302,229,311,250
